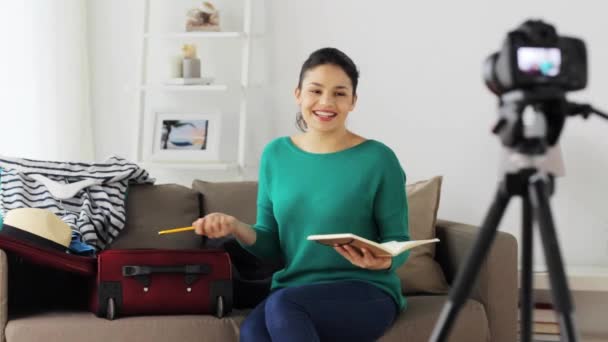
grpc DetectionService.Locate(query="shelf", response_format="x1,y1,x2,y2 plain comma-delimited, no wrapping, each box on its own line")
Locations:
144,32,245,39
519,266,608,292
140,84,228,92
135,0,253,174
581,336,608,342
140,161,238,171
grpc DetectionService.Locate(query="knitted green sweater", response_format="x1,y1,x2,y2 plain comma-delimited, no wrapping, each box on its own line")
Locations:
240,137,410,310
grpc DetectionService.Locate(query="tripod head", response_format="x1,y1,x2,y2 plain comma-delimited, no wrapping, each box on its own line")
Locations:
493,87,567,156
493,87,608,176
493,86,608,154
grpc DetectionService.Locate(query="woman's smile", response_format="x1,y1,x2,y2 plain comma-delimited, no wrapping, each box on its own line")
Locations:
313,110,338,122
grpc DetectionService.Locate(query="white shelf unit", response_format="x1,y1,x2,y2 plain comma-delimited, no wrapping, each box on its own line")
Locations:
519,266,608,292
134,0,252,174
532,266,608,292
139,84,229,92
144,32,245,39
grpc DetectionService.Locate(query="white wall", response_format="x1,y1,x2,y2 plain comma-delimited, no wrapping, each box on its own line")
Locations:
264,0,608,269
89,1,608,268
88,0,143,164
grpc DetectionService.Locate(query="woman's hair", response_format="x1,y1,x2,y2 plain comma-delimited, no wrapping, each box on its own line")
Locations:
295,47,359,131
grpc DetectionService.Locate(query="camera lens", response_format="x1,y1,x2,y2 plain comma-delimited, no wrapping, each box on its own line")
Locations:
483,53,502,95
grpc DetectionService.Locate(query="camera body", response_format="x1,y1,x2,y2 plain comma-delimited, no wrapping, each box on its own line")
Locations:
484,20,587,95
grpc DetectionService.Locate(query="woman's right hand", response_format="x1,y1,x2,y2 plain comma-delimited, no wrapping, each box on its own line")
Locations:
192,213,241,238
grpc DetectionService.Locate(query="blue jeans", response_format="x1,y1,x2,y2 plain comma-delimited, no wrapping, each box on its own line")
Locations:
239,280,398,342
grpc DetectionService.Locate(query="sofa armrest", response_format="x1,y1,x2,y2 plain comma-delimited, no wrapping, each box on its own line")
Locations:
0,250,7,342
435,219,517,342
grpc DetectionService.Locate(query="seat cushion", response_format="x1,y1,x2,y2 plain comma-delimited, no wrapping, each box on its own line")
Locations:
5,298,488,342
5,311,249,342
379,296,490,342
233,296,488,342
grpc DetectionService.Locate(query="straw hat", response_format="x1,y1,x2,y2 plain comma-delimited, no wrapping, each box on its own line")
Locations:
1,208,71,251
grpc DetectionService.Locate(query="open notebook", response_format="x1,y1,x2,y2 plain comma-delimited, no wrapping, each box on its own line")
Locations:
307,233,439,257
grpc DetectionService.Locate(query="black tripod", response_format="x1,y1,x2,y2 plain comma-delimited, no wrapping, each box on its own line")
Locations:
430,167,578,342
429,91,608,342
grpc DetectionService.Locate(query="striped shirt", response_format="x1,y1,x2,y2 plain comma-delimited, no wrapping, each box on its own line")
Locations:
0,156,154,250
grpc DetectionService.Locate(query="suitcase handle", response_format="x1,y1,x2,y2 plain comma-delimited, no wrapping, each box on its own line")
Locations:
122,264,211,286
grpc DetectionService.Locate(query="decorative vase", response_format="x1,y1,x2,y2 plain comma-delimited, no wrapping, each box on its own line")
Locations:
182,58,201,78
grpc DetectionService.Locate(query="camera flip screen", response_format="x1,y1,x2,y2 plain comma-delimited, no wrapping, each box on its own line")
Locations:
517,47,561,77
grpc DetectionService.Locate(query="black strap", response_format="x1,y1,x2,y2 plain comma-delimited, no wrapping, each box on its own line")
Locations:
122,264,211,286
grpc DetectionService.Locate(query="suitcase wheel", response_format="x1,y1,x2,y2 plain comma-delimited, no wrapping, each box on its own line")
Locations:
106,297,116,320
216,296,225,318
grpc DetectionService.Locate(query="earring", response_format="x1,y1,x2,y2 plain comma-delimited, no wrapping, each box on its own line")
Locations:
296,111,308,131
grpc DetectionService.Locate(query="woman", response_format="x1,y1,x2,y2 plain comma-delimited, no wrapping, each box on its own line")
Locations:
192,47,409,342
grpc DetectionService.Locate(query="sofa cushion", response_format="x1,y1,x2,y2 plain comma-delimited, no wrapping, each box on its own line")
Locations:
191,180,257,224
4,298,487,342
231,296,489,342
378,296,489,342
109,184,203,250
5,311,247,342
399,176,450,295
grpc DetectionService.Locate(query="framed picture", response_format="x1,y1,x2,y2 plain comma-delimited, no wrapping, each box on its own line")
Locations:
150,112,221,162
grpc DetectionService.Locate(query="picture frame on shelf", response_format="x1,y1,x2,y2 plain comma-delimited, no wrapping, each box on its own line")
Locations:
150,112,221,162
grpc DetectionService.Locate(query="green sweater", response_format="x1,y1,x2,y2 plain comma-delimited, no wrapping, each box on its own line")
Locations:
240,136,410,310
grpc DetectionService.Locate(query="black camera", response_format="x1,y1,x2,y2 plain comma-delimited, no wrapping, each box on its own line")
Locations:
483,20,587,95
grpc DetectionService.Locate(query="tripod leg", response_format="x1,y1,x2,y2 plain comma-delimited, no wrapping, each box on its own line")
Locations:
520,196,534,342
529,175,580,342
430,185,511,342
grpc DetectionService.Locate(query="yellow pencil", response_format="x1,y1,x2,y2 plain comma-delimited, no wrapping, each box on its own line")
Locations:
158,226,195,235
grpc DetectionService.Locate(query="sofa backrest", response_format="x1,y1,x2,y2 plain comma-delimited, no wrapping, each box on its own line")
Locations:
108,184,203,250
191,180,257,224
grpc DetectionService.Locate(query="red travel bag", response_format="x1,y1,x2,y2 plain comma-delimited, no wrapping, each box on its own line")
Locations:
91,249,233,320
0,231,96,275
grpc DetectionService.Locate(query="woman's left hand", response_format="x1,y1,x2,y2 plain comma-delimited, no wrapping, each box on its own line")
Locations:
334,245,392,270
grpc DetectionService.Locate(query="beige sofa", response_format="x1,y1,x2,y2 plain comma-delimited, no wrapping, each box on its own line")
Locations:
0,183,517,342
